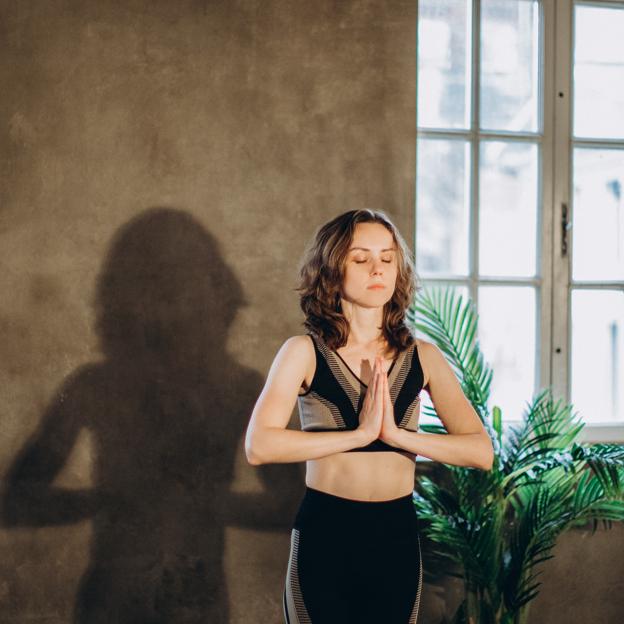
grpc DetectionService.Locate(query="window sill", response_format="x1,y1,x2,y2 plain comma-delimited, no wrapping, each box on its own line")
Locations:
577,424,624,444
414,423,624,463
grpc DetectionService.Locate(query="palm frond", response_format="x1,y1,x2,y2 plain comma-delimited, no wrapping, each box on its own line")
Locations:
449,463,500,505
408,285,492,417
503,389,584,473
415,474,504,589
571,469,624,524
504,484,570,612
570,443,624,495
407,283,624,623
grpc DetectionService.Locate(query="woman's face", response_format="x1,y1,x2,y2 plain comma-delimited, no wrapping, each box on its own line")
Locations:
340,222,398,308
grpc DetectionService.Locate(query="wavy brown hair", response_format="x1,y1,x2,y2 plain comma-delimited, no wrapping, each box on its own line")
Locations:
295,209,421,355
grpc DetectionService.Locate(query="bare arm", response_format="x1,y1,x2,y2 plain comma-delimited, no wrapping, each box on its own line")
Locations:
387,341,494,470
244,336,374,465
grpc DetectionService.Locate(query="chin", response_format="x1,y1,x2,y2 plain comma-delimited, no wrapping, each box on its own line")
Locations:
363,292,393,305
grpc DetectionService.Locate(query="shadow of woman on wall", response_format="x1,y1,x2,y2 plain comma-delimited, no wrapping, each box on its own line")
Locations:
1,207,303,623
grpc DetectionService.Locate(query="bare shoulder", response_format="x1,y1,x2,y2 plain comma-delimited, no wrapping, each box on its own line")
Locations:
247,335,316,436
413,338,445,389
275,334,315,371
268,334,315,393
281,334,314,356
414,337,437,353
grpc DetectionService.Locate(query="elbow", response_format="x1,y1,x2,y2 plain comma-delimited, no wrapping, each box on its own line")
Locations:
244,431,266,466
246,450,264,466
244,441,264,466
477,437,495,471
478,453,494,471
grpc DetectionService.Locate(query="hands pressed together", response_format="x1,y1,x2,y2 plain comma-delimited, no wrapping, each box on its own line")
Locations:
357,356,401,447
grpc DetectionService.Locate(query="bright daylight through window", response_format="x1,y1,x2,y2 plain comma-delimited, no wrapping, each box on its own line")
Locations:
415,0,624,441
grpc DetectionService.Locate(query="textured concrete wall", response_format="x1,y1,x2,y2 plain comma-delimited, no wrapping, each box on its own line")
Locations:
529,521,624,623
1,1,622,623
0,1,415,622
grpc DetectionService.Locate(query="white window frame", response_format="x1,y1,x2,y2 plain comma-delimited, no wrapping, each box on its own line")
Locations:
552,0,624,442
415,0,624,444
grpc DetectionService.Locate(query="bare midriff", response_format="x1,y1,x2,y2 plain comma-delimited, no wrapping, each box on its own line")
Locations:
300,337,426,502
305,450,416,502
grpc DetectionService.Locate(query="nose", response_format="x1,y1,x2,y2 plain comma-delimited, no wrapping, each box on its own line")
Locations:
371,258,384,275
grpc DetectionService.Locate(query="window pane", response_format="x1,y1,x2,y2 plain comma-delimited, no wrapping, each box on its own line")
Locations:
478,286,537,423
571,289,624,423
480,0,540,132
417,0,471,129
574,4,624,139
572,148,624,281
479,140,539,277
416,138,470,276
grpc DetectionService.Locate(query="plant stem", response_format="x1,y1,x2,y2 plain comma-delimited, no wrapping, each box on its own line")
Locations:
465,587,480,624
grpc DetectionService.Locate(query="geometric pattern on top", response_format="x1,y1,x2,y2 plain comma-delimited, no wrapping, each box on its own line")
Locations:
297,332,424,453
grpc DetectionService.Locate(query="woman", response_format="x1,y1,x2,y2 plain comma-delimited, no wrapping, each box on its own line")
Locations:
245,209,494,623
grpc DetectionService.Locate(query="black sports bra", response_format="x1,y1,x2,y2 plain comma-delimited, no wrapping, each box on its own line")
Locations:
297,332,424,453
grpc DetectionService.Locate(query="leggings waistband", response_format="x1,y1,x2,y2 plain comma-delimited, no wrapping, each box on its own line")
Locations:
294,486,418,534
303,485,413,507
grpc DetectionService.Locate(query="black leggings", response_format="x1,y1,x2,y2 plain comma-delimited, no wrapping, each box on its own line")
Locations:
283,486,423,624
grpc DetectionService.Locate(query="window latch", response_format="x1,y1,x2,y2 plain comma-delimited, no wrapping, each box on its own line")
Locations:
560,202,571,256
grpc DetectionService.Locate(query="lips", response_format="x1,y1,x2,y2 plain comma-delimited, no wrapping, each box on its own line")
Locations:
367,284,385,289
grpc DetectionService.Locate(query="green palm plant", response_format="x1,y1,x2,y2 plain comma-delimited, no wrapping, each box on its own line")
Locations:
407,285,624,624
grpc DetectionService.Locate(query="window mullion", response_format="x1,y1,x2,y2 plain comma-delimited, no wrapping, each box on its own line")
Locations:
540,0,556,397
471,0,481,307
551,0,573,402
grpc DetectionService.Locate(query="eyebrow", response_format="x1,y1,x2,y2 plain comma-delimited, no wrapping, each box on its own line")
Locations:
348,247,396,252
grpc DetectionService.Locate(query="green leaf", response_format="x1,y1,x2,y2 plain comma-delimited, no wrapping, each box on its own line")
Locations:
407,283,624,622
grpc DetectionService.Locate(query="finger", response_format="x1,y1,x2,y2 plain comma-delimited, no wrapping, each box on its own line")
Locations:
362,386,371,408
376,358,385,396
366,362,378,396
363,375,373,408
369,366,379,398
370,371,379,400
382,373,389,407
376,369,384,406
383,373,391,407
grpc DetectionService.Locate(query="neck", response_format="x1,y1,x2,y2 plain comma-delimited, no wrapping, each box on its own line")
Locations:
339,299,386,349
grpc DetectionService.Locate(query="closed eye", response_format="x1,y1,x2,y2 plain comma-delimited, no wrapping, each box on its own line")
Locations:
354,259,393,264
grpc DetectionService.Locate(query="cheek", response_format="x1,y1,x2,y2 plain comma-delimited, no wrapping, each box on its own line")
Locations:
342,267,356,288
342,266,365,293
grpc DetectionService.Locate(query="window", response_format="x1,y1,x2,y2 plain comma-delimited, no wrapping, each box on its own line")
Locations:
415,0,624,442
